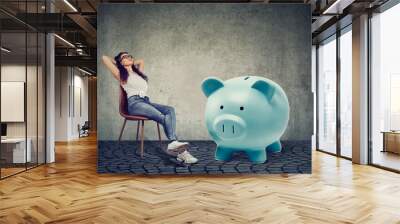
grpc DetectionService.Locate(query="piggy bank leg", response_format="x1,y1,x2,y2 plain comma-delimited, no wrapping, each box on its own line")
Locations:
215,146,233,161
246,149,267,164
266,141,282,153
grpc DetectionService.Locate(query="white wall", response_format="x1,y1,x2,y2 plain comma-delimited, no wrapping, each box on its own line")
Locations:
55,66,69,141
1,65,29,141
71,72,89,138
1,65,27,136
1,64,46,163
1,65,41,138
54,67,89,141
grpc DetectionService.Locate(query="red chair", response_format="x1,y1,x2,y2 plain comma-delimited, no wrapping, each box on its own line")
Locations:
118,86,162,158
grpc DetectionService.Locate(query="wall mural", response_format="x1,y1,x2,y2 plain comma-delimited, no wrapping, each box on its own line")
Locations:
97,3,312,175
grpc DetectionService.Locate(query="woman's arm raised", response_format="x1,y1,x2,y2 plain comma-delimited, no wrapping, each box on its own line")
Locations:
102,55,120,81
134,59,144,73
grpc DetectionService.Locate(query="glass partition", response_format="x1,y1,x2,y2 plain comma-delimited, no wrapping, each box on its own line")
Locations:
0,1,46,179
1,31,28,177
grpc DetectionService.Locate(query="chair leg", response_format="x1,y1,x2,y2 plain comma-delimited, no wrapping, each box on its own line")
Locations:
140,120,145,158
136,120,140,141
118,119,127,143
157,122,162,148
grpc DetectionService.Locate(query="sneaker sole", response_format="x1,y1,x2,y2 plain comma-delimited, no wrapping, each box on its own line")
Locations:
166,145,189,156
177,157,198,164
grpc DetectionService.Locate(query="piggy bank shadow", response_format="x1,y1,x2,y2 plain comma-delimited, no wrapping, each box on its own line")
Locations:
227,149,282,164
230,152,254,163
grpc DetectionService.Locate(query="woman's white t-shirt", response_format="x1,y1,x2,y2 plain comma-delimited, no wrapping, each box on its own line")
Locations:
121,71,148,98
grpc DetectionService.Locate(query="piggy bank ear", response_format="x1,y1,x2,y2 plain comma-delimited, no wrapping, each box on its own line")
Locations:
201,77,224,97
251,80,275,101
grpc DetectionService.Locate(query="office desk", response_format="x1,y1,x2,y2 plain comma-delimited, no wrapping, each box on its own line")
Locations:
382,131,400,154
1,138,31,163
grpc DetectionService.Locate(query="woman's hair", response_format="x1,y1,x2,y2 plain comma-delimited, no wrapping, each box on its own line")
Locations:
114,52,148,83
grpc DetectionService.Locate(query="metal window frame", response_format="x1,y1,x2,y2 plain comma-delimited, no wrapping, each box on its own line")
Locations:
367,1,400,173
315,24,353,161
0,0,48,180
315,0,400,172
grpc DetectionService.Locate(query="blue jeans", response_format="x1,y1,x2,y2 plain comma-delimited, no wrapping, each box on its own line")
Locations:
127,95,177,141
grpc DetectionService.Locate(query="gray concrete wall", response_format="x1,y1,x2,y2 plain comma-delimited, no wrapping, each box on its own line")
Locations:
97,3,312,141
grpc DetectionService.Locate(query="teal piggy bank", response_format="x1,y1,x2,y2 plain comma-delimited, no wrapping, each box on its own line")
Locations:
201,76,290,163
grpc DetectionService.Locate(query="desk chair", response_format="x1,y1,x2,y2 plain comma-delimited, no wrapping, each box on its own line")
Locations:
78,121,90,138
118,86,162,158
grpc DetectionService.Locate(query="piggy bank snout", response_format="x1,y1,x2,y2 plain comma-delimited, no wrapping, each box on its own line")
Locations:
212,114,246,140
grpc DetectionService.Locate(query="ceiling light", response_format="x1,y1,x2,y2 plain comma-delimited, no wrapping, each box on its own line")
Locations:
54,34,75,48
78,67,93,76
322,0,343,14
1,47,11,53
322,0,355,15
63,0,78,12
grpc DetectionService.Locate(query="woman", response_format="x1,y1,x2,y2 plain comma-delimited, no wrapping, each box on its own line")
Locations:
102,52,198,164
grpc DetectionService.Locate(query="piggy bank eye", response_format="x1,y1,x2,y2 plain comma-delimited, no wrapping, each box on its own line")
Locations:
220,105,224,110
240,106,244,111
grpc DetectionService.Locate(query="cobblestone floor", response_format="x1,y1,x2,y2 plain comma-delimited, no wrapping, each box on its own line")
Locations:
98,140,311,175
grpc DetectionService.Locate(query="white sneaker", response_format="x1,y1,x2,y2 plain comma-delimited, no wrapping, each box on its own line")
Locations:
166,141,189,155
177,150,198,164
